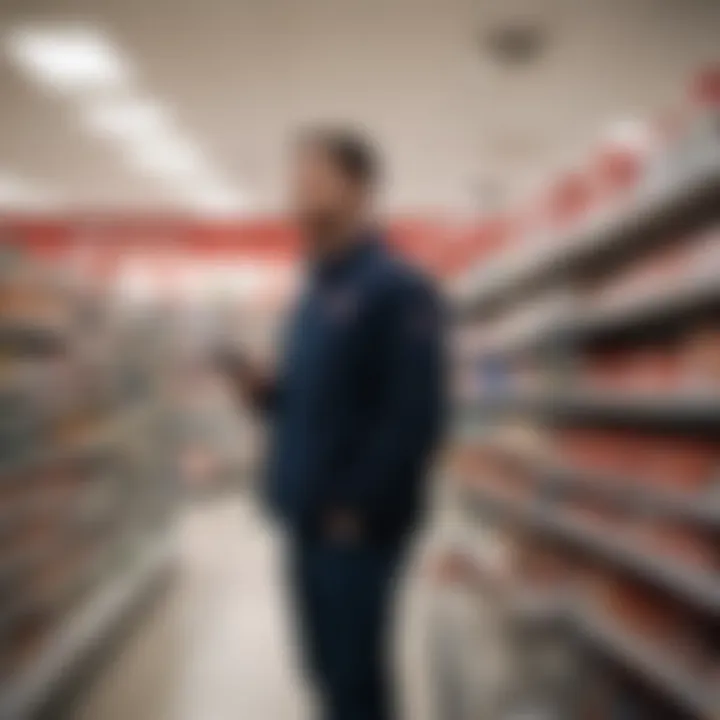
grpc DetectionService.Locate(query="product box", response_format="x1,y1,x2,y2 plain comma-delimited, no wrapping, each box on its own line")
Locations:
684,322,720,392
640,436,718,493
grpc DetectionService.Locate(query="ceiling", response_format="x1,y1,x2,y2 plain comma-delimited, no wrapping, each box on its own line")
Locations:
0,0,718,216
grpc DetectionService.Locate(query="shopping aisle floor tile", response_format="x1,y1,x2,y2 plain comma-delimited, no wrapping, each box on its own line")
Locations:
73,498,310,720
72,497,434,720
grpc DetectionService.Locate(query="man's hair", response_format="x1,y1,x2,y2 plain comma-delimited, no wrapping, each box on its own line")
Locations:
296,125,381,189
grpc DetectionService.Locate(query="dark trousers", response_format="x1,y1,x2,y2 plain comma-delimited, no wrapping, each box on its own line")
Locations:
290,536,405,720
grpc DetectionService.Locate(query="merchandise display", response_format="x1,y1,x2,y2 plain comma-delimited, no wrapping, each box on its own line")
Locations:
444,72,720,719
0,4,717,719
0,247,177,720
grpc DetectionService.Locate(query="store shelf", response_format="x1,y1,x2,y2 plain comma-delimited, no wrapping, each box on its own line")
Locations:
542,467,720,529
464,485,524,521
549,393,720,434
575,611,718,720
474,276,720,362
456,149,720,318
445,493,718,719
481,438,720,526
0,535,174,720
0,247,176,720
0,401,158,484
462,392,720,433
0,445,105,487
464,487,720,616
0,321,66,355
536,513,720,616
452,83,720,718
475,438,720,528
442,547,570,626
442,509,717,719
458,393,545,422
473,329,559,365
562,278,720,347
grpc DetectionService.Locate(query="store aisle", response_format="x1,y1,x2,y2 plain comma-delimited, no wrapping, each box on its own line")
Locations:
72,496,434,720
73,497,309,720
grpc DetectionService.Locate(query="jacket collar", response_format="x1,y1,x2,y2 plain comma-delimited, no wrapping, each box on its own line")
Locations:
312,228,385,285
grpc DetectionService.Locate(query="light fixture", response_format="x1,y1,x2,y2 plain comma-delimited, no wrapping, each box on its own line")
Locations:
5,25,130,92
81,98,169,140
484,19,547,67
125,135,208,178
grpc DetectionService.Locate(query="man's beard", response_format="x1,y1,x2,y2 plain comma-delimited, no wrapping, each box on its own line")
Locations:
299,210,346,253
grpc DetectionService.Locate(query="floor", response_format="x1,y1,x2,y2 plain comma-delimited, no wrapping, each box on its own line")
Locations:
71,496,436,720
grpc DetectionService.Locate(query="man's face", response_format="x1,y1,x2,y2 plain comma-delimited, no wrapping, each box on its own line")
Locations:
289,145,360,245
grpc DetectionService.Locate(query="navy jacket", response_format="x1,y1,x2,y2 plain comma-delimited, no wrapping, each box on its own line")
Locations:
264,233,445,540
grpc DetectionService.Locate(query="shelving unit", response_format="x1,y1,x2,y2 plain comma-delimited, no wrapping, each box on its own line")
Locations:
574,611,718,720
541,467,720,529
432,538,718,720
455,148,720,318
468,436,720,527
560,277,720,347
0,536,173,720
464,393,720,434
464,486,720,613
0,250,178,720
470,276,720,363
447,97,720,717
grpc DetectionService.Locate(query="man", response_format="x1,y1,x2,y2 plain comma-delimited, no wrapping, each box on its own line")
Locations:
221,127,444,720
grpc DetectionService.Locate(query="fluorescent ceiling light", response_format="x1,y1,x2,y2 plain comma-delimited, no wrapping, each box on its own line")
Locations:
5,26,130,91
126,135,208,178
82,98,169,140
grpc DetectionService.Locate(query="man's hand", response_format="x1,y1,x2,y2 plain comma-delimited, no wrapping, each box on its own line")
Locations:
213,345,273,410
324,509,363,544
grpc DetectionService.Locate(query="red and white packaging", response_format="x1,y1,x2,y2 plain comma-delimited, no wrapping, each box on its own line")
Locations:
635,521,718,573
683,323,720,393
642,436,719,493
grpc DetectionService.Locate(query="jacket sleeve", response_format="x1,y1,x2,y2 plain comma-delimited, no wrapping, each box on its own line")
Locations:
331,274,446,521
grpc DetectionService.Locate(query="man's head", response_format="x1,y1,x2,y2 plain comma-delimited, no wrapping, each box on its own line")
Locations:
290,126,381,252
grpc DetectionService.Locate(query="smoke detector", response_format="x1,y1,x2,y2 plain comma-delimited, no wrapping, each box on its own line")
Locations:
484,20,547,66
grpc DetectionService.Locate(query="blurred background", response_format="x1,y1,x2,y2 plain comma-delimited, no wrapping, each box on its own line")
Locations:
0,0,718,718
